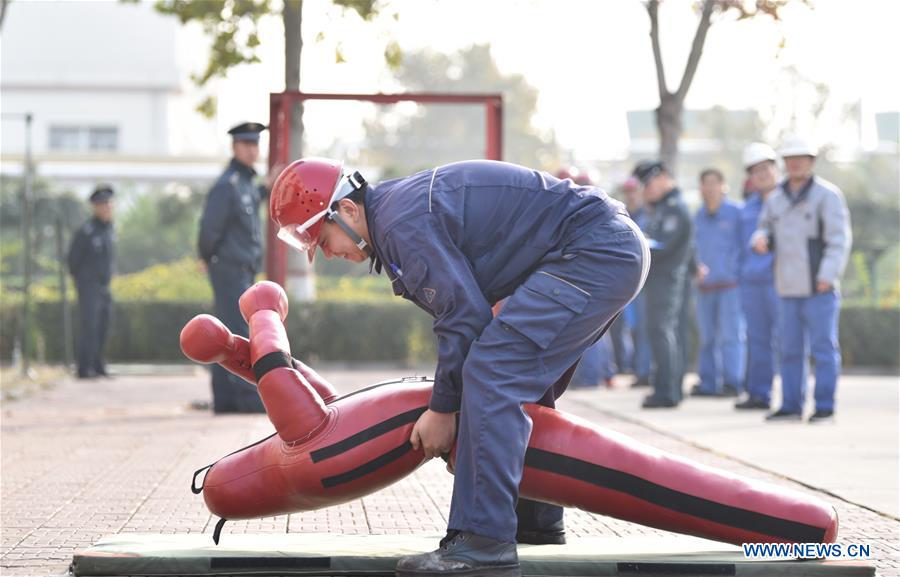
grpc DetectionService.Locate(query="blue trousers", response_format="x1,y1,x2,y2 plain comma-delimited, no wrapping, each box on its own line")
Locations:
75,280,112,377
696,286,746,392
447,214,648,543
779,291,841,413
208,261,266,413
644,274,684,405
625,296,652,380
741,282,778,403
570,333,616,387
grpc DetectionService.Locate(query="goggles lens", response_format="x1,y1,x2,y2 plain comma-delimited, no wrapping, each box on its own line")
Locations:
277,210,324,252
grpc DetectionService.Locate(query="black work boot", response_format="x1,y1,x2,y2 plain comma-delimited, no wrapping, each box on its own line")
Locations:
516,519,566,545
395,530,521,577
515,499,566,545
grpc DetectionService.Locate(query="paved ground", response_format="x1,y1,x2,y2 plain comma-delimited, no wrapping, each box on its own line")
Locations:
1,364,898,576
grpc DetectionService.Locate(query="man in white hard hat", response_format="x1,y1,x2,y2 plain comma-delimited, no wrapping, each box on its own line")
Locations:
735,143,780,411
751,136,852,424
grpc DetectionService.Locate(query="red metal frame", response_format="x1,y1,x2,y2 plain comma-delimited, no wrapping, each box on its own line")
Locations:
266,91,503,286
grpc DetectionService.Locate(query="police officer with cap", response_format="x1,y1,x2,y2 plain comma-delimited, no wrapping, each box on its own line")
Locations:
197,121,269,413
67,185,116,379
633,160,693,408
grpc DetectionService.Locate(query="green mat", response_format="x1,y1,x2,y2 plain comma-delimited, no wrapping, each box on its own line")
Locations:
71,533,875,576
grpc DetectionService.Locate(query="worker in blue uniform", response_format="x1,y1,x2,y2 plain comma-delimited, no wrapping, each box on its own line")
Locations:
269,159,649,577
632,161,693,409
736,143,780,410
197,122,269,413
67,185,116,379
692,168,746,397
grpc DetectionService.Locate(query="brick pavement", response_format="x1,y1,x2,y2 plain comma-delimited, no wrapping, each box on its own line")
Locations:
1,366,897,576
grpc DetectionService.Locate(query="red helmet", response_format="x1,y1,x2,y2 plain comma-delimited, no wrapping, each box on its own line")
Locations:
270,157,354,263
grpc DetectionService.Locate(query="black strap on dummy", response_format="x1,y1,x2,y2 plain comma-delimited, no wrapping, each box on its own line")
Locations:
213,517,228,545
191,464,214,494
252,350,293,381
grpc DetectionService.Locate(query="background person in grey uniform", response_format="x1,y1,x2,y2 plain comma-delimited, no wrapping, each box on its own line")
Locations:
752,136,851,424
67,185,116,379
197,122,268,414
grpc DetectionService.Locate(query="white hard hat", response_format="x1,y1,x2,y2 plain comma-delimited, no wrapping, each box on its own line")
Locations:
743,142,777,169
779,135,817,158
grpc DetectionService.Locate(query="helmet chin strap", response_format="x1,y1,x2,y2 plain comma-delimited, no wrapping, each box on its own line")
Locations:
328,211,371,255
325,170,371,256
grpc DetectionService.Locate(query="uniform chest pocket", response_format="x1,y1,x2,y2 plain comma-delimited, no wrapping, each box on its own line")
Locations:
392,257,431,306
497,271,590,350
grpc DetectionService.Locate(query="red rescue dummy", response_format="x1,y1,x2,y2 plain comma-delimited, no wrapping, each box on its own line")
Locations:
180,282,837,546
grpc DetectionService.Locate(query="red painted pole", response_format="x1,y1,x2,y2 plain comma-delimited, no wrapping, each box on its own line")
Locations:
266,93,289,287
486,97,503,161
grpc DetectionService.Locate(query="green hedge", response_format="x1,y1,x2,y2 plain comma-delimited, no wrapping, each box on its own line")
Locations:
0,301,896,368
838,306,900,368
0,299,436,365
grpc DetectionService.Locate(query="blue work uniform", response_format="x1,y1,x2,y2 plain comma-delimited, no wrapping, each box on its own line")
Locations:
198,158,267,413
67,217,115,378
739,192,778,404
640,187,693,405
694,199,746,393
365,160,649,544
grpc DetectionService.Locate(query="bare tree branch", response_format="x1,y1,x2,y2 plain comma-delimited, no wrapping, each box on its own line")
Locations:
647,0,669,100
675,0,715,102
0,0,11,31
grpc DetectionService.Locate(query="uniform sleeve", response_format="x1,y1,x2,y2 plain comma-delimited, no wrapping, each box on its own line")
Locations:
198,180,233,262
691,211,703,269
751,196,774,248
817,187,852,285
67,228,87,276
651,204,692,266
383,215,494,413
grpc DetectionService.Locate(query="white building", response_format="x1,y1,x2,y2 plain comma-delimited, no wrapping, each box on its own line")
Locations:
1,1,228,194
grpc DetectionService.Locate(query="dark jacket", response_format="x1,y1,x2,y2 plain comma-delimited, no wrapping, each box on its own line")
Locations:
198,158,264,271
67,217,114,286
641,187,693,284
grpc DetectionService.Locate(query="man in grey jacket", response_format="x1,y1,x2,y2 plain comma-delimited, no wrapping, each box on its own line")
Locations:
751,136,851,423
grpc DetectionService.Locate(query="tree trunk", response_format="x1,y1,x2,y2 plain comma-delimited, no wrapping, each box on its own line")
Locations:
282,0,315,301
657,95,682,176
0,0,10,30
283,0,304,159
647,0,714,178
